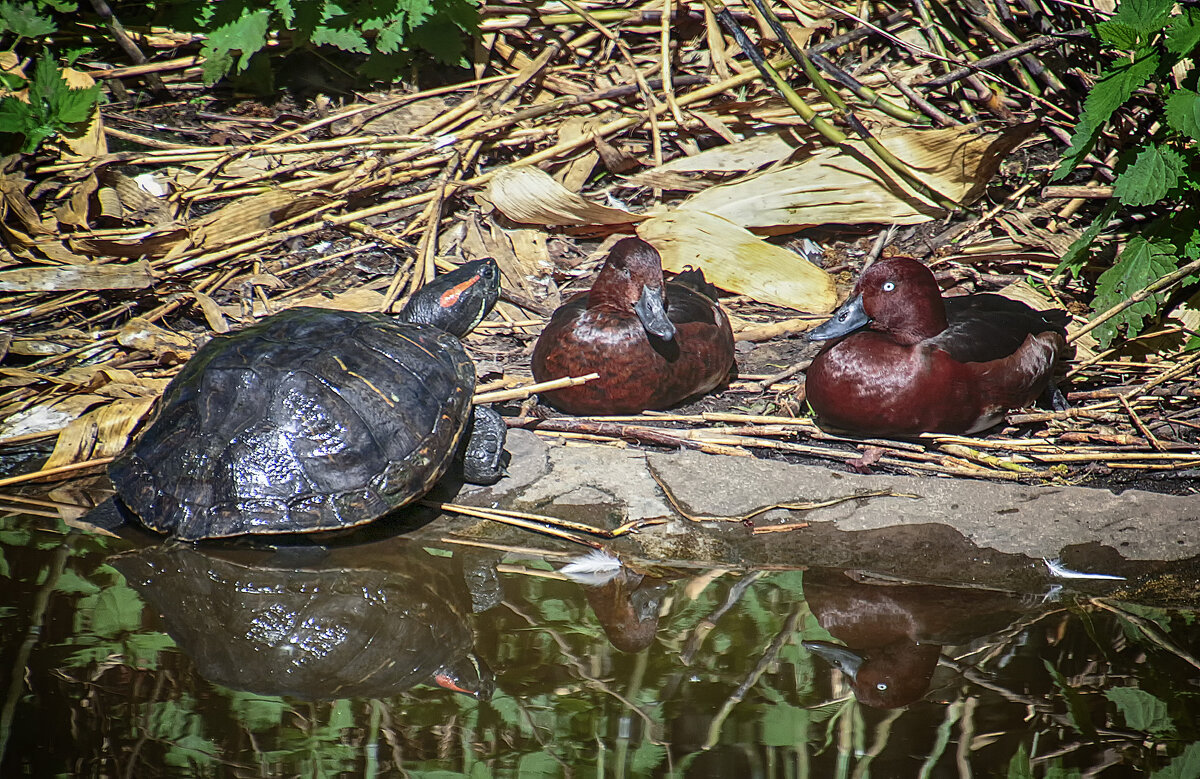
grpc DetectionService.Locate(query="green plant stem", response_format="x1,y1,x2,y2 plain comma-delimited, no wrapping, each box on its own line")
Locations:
744,0,923,123
718,0,960,212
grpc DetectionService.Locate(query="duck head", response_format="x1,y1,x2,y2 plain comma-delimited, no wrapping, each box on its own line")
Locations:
808,257,949,345
591,238,677,341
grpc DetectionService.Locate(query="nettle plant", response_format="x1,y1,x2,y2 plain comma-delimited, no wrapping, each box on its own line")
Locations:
0,1,100,153
165,0,480,87
1054,0,1200,348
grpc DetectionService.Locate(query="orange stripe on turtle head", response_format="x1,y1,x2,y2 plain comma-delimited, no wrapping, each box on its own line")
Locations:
439,274,480,308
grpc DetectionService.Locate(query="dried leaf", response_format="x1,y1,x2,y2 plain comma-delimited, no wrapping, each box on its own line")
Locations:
637,210,836,313
193,291,230,333
0,260,155,292
679,123,1040,230
116,317,196,359
193,191,331,248
44,396,156,469
285,288,388,312
0,394,107,440
488,166,642,226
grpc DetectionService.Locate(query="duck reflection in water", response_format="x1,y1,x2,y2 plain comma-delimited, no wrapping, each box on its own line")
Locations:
562,551,668,653
112,543,495,700
802,568,1035,708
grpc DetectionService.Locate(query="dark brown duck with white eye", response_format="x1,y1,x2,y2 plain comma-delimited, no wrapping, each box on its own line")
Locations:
532,237,736,415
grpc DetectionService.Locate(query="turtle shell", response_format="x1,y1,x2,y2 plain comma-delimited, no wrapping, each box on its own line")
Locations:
109,307,475,540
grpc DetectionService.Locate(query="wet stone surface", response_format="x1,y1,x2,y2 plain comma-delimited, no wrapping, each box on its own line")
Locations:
453,430,1200,585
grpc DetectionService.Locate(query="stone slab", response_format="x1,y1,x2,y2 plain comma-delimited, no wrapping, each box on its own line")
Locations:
473,432,1200,563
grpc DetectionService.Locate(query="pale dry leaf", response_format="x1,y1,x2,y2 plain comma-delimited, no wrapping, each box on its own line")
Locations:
488,166,642,226
0,394,107,441
194,291,230,333
638,210,836,313
44,396,157,469
679,123,1040,230
285,288,389,312
193,191,330,248
117,317,195,358
0,260,155,292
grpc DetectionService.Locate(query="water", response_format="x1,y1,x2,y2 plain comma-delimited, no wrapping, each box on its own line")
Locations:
2,507,1199,777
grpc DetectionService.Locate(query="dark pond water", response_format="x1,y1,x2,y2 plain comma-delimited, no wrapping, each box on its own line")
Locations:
1,506,1199,778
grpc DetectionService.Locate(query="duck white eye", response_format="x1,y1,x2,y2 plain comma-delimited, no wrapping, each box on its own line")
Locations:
877,682,889,691
881,281,895,292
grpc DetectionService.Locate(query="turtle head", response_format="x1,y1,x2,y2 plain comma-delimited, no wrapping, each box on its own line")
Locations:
399,259,501,337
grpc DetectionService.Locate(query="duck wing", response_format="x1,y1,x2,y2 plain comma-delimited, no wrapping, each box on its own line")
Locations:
665,270,722,326
934,294,1068,364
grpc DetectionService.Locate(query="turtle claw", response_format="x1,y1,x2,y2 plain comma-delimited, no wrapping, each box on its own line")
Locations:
461,405,508,485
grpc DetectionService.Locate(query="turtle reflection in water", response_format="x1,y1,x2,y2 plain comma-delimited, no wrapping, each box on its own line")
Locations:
112,544,494,700
104,259,506,541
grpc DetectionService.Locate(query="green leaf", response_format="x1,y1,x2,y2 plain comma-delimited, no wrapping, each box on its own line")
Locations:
1109,0,1173,34
1106,687,1174,735
199,44,233,85
1095,21,1141,50
0,1,57,39
516,750,560,777
1154,742,1200,779
1055,200,1119,277
1091,235,1177,346
1166,7,1200,55
1166,90,1200,141
1007,742,1034,779
227,691,287,732
81,586,144,637
1054,51,1160,180
1044,659,1096,736
310,24,370,53
205,8,271,73
1113,144,1186,206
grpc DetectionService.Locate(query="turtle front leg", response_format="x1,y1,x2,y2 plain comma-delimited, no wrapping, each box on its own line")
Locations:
460,405,508,485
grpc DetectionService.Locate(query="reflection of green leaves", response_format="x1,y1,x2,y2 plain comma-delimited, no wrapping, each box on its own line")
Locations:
631,740,667,774
1043,760,1084,779
54,568,100,595
77,584,143,636
227,691,287,731
1106,687,1174,736
516,751,560,777
537,598,572,623
1155,742,1200,779
761,703,810,747
1044,660,1096,737
145,698,219,770
1007,742,1033,779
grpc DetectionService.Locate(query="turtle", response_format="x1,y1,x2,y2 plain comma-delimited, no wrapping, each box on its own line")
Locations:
106,259,506,541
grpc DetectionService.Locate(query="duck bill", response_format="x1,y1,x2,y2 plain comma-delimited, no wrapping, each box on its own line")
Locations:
634,284,676,341
808,294,870,341
803,640,864,681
